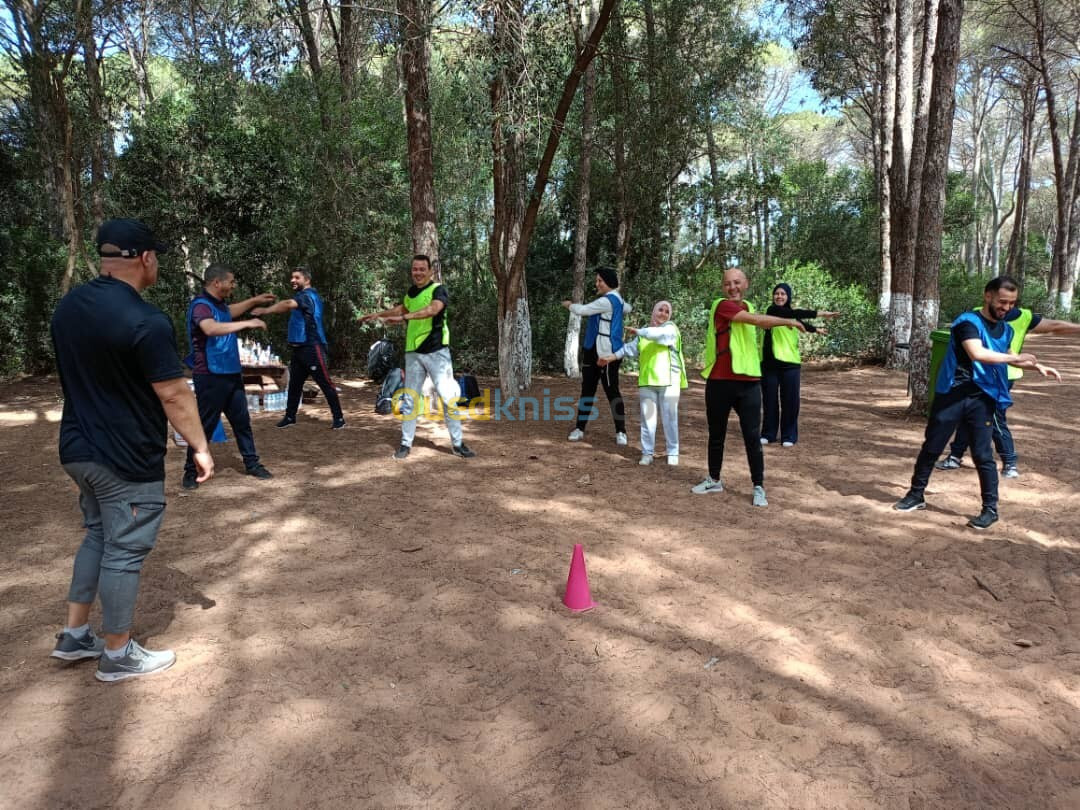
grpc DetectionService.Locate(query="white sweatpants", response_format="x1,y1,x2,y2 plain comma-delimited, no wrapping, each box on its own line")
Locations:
400,348,464,447
639,384,680,457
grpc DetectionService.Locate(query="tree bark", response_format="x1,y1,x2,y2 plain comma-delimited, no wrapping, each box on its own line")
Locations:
399,0,440,266
909,0,964,412
878,0,897,313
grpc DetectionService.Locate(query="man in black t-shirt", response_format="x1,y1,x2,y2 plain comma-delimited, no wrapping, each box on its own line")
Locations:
50,219,214,682
893,276,1058,531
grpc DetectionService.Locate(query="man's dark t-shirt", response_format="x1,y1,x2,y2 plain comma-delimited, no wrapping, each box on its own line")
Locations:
187,295,224,375
407,282,451,354
51,276,184,482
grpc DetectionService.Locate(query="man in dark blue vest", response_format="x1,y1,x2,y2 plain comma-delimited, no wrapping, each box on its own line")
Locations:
894,276,1060,530
252,267,346,429
183,264,276,490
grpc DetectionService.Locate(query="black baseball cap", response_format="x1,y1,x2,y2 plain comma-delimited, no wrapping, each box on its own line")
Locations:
96,219,170,258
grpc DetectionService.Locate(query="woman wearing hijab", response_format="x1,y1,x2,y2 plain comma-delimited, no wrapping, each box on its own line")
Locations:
599,300,686,465
760,283,839,447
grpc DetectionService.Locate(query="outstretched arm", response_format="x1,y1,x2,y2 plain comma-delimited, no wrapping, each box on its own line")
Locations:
198,317,266,336
1029,318,1080,336
251,299,298,317
358,304,407,323
229,293,275,318
732,310,807,332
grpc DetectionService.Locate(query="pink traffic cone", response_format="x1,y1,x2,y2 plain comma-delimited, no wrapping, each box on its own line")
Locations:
562,543,595,612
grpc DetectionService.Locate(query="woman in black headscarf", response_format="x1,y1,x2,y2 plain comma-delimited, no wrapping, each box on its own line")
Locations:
760,283,839,446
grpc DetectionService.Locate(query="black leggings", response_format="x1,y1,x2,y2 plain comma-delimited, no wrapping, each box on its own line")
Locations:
705,378,764,485
286,343,344,420
574,346,626,433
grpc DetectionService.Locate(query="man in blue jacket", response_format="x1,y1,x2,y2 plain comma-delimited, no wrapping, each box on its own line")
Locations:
253,267,346,429
182,263,276,490
894,276,1060,530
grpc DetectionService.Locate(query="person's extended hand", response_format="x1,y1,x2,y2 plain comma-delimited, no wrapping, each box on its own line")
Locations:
250,306,268,317
819,310,841,318
252,293,276,306
357,312,378,323
561,300,572,309
626,326,639,336
383,314,405,325
249,318,267,330
1016,352,1038,367
791,319,808,333
1036,363,1062,381
814,327,828,336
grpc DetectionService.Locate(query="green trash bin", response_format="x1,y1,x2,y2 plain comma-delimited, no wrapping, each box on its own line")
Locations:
927,328,952,410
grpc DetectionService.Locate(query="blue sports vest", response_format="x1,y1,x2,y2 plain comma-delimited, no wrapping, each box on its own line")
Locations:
186,294,241,374
287,288,329,345
935,311,1014,410
583,292,624,352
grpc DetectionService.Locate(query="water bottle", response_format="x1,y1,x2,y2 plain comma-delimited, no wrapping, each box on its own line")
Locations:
249,393,261,413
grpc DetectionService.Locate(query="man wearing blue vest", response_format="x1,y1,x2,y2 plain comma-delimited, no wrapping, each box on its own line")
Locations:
935,304,1080,478
691,267,806,506
561,266,632,445
252,267,346,430
894,276,1060,530
182,264,276,490
358,254,476,459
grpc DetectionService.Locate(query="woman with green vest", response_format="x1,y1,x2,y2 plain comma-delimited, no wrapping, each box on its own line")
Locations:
358,255,476,460
598,300,687,466
936,305,1080,477
691,268,806,506
760,283,839,447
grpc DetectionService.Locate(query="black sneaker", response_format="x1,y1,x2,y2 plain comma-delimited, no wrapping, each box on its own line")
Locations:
451,443,476,458
331,418,346,430
246,464,273,480
181,472,198,490
393,444,410,460
967,507,999,531
276,416,296,429
893,493,926,512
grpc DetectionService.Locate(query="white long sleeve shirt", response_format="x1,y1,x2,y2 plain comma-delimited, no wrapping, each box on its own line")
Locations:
615,322,683,385
569,292,632,357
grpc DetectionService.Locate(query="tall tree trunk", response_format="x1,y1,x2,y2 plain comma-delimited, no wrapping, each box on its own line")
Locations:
704,118,726,260
878,0,897,312
909,0,964,412
1005,75,1038,285
79,2,108,226
399,0,440,265
565,12,597,379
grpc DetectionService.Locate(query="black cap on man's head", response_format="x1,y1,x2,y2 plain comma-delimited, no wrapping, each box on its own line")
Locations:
97,219,170,258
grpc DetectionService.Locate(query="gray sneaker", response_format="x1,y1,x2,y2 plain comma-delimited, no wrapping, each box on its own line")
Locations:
691,476,723,494
752,486,768,507
95,640,176,683
935,455,962,470
1002,465,1020,479
51,628,105,661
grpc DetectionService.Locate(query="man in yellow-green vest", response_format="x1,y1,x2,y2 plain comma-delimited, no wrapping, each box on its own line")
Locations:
936,304,1080,478
691,268,806,506
358,255,476,460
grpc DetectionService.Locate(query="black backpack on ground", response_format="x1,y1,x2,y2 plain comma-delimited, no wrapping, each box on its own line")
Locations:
367,339,396,383
375,368,405,415
457,373,481,404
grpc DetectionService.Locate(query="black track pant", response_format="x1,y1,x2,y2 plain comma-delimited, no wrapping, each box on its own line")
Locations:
705,378,764,486
185,372,260,476
286,343,344,421
574,346,626,433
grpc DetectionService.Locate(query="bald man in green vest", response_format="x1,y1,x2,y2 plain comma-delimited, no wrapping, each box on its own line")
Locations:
936,304,1080,478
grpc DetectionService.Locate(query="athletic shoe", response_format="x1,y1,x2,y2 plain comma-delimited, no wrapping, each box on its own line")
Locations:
893,493,926,512
752,485,768,507
95,640,176,683
276,416,296,429
615,432,628,446
567,429,584,442
967,507,999,531
935,455,962,470
51,629,105,661
781,441,795,448
331,418,346,430
181,472,198,490
667,455,679,466
245,464,273,480
1002,465,1020,479
759,437,770,445
451,443,476,458
639,454,653,466
393,444,410,460
691,476,724,494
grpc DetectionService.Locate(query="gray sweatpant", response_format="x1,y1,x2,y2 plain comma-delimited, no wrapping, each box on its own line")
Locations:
639,384,681,457
400,347,464,448
63,461,166,634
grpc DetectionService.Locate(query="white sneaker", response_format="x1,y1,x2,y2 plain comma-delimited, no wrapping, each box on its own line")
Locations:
760,437,769,445
782,441,794,448
568,428,584,442
667,455,679,466
691,476,723,494
615,432,628,446
752,485,768,507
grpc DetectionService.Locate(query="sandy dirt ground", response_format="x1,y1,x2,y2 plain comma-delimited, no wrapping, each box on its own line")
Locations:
2,335,1080,809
